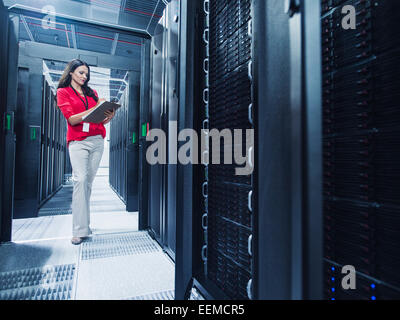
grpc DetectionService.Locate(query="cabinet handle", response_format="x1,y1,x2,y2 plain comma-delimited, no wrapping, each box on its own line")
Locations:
201,245,208,262
203,88,209,104
203,58,209,74
202,182,208,198
202,213,208,230
248,234,253,256
203,28,209,44
203,0,209,14
248,60,253,81
247,279,253,300
248,190,253,212
248,103,253,125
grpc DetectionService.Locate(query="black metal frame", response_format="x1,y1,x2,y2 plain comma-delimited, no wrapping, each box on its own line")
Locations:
0,3,10,241
174,0,199,300
300,0,323,300
8,7,152,40
0,8,150,240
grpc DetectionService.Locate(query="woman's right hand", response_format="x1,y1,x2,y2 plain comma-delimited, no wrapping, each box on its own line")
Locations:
103,109,115,125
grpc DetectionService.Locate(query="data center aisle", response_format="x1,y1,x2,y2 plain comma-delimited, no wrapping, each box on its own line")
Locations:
0,168,175,300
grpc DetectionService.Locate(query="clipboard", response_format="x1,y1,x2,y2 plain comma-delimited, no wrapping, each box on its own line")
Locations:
82,100,121,124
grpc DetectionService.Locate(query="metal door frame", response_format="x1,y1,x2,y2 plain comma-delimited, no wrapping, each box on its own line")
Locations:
0,9,150,242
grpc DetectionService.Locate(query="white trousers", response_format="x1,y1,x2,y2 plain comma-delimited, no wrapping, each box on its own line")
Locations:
68,135,104,237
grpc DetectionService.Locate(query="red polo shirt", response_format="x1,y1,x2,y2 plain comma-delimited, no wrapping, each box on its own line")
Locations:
57,87,106,145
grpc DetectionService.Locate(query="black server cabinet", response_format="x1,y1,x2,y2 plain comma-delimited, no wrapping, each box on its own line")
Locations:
138,39,151,231
165,0,180,259
175,0,255,300
38,79,67,207
175,0,323,300
148,0,179,259
148,27,163,243
13,63,66,218
13,66,43,218
109,71,140,212
126,71,141,213
1,13,18,241
110,89,128,203
321,0,400,300
203,0,254,300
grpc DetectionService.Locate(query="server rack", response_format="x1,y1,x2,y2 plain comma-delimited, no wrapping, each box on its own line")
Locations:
175,0,323,300
138,39,151,231
0,12,18,241
200,0,254,300
109,70,140,213
148,27,164,243
321,0,400,300
38,79,67,207
110,88,129,204
12,61,66,218
148,0,180,259
174,0,255,300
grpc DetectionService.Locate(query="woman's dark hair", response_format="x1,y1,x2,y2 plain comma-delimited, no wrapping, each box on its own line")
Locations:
57,59,98,102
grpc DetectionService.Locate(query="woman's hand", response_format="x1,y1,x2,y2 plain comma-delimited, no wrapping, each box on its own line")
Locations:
67,98,107,126
103,109,115,125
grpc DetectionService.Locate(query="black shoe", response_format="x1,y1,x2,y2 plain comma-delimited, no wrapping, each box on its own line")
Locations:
71,237,83,245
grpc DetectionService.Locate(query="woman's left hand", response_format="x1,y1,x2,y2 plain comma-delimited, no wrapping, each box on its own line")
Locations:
103,109,115,124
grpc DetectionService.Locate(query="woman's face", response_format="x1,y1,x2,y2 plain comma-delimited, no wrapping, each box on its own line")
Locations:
70,65,89,87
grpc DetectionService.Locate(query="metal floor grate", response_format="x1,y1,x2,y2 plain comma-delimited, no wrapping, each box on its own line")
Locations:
38,208,72,216
126,290,175,300
81,232,161,260
0,264,75,300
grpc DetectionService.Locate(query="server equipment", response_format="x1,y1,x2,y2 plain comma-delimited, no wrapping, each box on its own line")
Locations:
201,0,254,300
0,11,18,241
110,88,129,204
109,71,141,213
12,58,68,219
174,0,323,300
321,0,400,300
38,79,68,207
148,0,180,259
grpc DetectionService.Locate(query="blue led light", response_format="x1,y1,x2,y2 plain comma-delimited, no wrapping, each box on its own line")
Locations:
371,284,376,289
331,267,335,271
331,298,335,301
331,277,335,281
371,296,376,301
331,288,335,292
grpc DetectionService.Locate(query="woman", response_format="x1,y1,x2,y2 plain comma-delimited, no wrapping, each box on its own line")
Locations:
57,59,115,245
